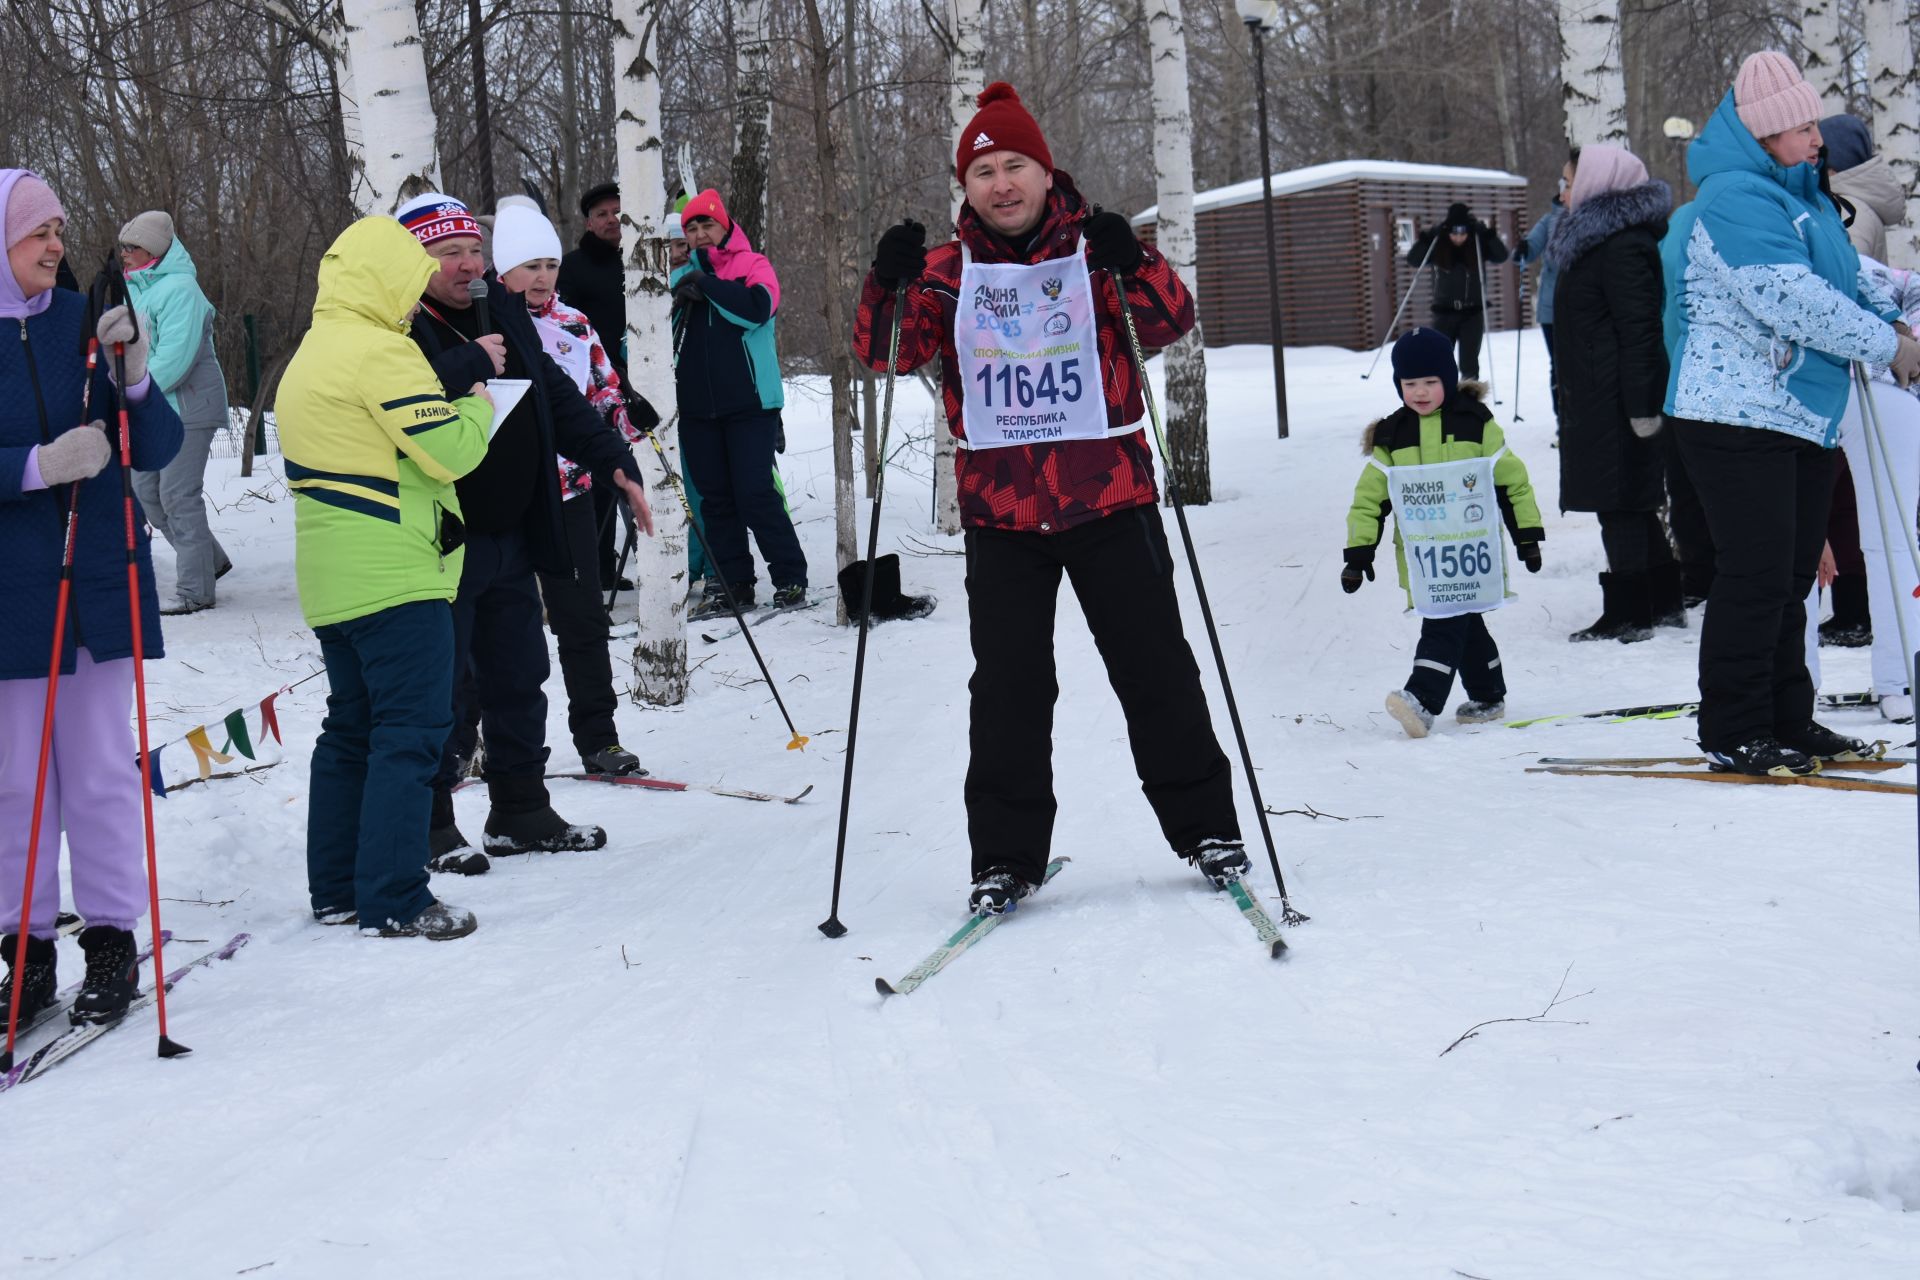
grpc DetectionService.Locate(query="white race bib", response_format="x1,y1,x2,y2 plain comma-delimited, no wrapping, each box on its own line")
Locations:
1383,453,1507,617
957,242,1111,449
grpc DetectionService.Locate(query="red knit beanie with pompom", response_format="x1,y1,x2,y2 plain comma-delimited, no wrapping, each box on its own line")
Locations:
955,82,1053,181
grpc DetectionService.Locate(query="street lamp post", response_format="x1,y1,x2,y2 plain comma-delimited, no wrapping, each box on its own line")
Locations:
1237,0,1290,439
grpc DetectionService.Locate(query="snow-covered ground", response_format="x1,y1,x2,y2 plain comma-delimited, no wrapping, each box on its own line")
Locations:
10,334,1919,1278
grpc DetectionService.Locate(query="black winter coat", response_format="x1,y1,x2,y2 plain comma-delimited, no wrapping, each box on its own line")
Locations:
1546,181,1672,513
410,278,641,580
1407,220,1509,314
556,231,626,376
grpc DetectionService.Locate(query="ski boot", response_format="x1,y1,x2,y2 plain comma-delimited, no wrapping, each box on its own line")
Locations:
1385,689,1435,739
1454,699,1506,724
687,588,747,622
483,806,607,854
1705,735,1818,777
581,745,646,777
312,907,358,927
1775,721,1881,763
0,933,57,1028
428,824,491,876
367,899,477,941
70,926,139,1026
770,584,809,610
968,866,1035,917
1184,839,1250,889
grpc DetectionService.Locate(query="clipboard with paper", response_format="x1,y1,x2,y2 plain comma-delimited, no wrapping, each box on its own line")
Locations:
482,378,531,439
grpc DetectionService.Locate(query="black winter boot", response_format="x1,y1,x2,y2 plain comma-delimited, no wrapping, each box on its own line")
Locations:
70,926,139,1027
1819,574,1872,647
428,824,490,876
1183,838,1250,888
968,866,1035,916
1648,561,1688,628
0,933,57,1029
1570,573,1653,643
483,806,607,854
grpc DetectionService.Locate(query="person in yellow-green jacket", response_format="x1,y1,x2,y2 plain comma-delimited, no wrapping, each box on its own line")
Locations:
1343,327,1545,738
275,217,494,940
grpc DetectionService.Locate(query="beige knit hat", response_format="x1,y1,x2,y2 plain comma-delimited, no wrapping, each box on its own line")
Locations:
118,209,175,257
1734,51,1823,140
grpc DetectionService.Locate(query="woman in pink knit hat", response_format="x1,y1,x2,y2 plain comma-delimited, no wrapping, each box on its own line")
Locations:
0,171,183,1029
1658,50,1920,775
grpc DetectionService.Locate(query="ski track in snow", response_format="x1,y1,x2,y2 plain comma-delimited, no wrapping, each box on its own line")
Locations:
8,336,1920,1277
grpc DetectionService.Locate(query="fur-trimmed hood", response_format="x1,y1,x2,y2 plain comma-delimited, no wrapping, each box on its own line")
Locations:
1362,381,1487,452
1545,180,1672,272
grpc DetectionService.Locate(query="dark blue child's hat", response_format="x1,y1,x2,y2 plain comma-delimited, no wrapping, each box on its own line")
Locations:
1391,327,1458,401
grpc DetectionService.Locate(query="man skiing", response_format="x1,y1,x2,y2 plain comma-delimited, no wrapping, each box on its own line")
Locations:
852,82,1247,915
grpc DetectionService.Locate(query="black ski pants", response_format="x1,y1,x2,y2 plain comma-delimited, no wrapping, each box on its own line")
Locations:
541,495,621,760
1430,307,1486,379
962,506,1238,884
1660,427,1716,585
681,408,806,595
1672,417,1836,751
1405,613,1505,715
430,529,552,828
1597,509,1675,575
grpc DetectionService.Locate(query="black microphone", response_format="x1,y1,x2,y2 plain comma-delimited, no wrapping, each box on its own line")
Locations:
467,277,491,334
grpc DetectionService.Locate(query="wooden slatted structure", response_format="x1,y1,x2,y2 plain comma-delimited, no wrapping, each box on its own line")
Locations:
1134,160,1530,352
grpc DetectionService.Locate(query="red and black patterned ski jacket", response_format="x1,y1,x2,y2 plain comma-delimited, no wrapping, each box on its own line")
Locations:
851,171,1195,534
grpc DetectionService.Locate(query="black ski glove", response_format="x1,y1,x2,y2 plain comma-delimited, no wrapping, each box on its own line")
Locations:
671,271,706,307
1517,542,1542,573
1084,210,1144,274
1341,547,1376,594
873,220,927,289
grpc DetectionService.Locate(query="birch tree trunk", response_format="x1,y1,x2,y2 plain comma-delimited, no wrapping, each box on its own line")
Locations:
1143,0,1210,504
802,0,860,624
1557,0,1629,148
1799,0,1849,108
611,0,690,704
338,0,440,212
934,0,986,535
729,0,774,249
1863,0,1920,265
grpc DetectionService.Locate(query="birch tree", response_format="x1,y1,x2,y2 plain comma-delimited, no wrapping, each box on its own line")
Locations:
730,0,774,248
1143,0,1210,504
1798,0,1850,108
932,0,986,535
338,0,441,212
1557,0,1629,148
1863,0,1920,264
611,0,690,704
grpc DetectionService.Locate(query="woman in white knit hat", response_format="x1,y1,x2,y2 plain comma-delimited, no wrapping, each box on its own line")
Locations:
487,201,655,779
1658,50,1920,774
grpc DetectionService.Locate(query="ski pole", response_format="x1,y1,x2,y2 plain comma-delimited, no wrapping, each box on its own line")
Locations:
636,411,808,752
1,337,100,1075
108,315,187,1060
1111,269,1306,926
604,505,636,614
1852,363,1920,700
819,285,906,939
1511,271,1526,423
1362,233,1436,381
1476,238,1498,405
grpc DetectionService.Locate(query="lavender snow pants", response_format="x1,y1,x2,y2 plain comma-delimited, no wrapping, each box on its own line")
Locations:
0,650,149,938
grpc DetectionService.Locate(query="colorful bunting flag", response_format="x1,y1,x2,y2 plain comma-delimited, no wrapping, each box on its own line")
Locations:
222,708,255,761
146,745,168,798
260,693,282,745
184,725,234,781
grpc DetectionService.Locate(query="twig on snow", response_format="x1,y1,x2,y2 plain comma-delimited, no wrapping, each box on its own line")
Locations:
1438,963,1592,1058
1262,803,1381,822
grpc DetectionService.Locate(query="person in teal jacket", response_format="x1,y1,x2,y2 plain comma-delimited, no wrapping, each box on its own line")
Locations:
119,211,233,615
671,188,807,618
1659,51,1920,775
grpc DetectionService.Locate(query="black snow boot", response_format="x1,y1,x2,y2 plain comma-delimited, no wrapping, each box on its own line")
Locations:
968,866,1036,916
1776,720,1880,763
1705,735,1818,777
483,806,607,854
70,926,139,1027
1819,574,1872,647
837,554,936,624
0,933,57,1028
428,824,490,876
1570,573,1653,643
581,744,646,777
1183,838,1250,888
1648,561,1688,629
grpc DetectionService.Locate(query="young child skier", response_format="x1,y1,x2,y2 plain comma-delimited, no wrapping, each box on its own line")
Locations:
1343,327,1545,737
